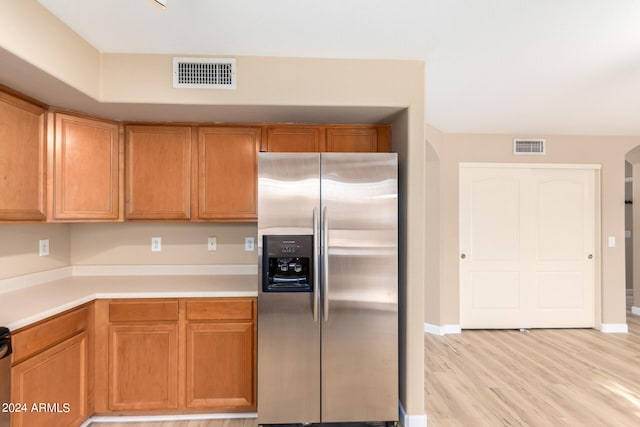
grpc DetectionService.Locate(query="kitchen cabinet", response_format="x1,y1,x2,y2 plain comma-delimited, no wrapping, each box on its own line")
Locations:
10,305,92,427
106,300,179,411
262,126,325,152
125,125,192,220
53,112,122,221
109,324,179,410
262,125,391,153
184,299,256,410
0,89,47,221
326,125,391,152
196,127,260,221
94,297,256,413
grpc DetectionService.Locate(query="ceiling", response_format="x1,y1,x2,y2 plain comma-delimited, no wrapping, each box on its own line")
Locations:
32,0,640,135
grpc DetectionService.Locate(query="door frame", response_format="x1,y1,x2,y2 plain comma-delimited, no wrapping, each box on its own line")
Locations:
459,162,602,329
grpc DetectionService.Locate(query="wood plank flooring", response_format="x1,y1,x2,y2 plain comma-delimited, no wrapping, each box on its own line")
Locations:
424,298,640,426
91,299,640,427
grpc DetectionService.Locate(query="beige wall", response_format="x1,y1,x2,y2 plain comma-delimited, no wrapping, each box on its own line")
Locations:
0,1,427,419
0,0,100,99
0,223,255,281
426,126,640,327
101,54,414,107
0,224,71,280
70,223,257,265
424,137,442,326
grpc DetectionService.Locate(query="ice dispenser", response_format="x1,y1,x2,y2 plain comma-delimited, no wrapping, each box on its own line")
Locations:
262,235,313,292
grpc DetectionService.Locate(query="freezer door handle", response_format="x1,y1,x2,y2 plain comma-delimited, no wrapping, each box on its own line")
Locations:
312,207,319,322
322,206,329,322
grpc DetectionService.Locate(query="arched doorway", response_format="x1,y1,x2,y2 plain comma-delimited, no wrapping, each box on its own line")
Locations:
624,146,640,315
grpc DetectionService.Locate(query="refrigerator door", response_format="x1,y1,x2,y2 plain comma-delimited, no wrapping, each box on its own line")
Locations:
257,153,321,424
320,153,398,423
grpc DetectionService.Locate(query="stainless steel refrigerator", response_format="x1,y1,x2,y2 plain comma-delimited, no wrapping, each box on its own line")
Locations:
257,152,398,425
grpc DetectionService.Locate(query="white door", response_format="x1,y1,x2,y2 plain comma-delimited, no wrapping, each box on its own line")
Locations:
460,165,596,329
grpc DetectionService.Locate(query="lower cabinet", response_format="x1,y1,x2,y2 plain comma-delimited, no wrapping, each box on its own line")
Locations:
94,297,257,414
109,324,179,411
10,305,92,427
186,322,254,408
185,298,256,409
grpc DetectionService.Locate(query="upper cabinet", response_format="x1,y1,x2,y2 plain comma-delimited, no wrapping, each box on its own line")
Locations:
1,86,392,224
326,125,391,152
263,126,324,152
262,125,391,153
53,113,122,221
0,90,47,221
196,127,260,221
125,125,192,220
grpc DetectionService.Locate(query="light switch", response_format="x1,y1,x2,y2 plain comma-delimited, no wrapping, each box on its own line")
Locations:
608,236,616,248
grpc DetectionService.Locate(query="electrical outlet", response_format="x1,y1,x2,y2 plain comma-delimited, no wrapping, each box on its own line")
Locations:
208,236,217,251
39,239,49,257
245,237,255,252
151,237,162,252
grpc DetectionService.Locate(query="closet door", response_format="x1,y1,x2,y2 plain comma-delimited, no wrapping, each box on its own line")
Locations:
459,165,596,329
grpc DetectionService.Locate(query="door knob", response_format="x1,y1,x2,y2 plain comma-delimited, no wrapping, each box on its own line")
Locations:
461,253,466,259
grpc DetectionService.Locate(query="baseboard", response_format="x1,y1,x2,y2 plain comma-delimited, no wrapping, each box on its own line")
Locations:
399,401,427,427
424,323,461,336
632,306,640,316
82,412,257,426
599,323,629,333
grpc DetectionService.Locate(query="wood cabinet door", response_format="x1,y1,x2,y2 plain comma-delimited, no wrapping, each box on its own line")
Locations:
125,126,191,220
263,126,324,152
0,91,47,221
197,127,259,221
54,113,121,220
11,332,88,427
325,127,379,152
109,324,179,411
185,322,255,409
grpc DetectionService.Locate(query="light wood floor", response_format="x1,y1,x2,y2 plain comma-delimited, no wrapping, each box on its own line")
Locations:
92,300,640,427
424,297,640,426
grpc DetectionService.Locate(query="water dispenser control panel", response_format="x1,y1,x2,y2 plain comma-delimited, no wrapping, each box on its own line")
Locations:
263,235,313,292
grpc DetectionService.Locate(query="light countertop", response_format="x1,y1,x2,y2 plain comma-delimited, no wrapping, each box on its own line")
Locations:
0,274,258,331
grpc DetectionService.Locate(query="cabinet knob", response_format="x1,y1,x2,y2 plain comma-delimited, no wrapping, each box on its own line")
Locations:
461,253,466,259
588,254,593,259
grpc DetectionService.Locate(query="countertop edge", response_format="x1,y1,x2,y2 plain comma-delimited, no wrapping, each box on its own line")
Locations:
7,290,259,332
2,274,258,332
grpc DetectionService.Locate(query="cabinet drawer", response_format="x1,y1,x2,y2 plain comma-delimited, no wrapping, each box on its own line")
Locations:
12,306,89,363
186,299,254,321
109,300,178,322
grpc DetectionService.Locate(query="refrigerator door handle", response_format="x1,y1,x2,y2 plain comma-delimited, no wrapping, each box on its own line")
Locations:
322,206,329,322
312,207,319,322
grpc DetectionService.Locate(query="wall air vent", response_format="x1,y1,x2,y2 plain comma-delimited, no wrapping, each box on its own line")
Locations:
513,139,545,155
173,57,236,89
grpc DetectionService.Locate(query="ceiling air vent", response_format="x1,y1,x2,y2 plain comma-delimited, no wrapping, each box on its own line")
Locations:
513,139,545,155
173,57,236,89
